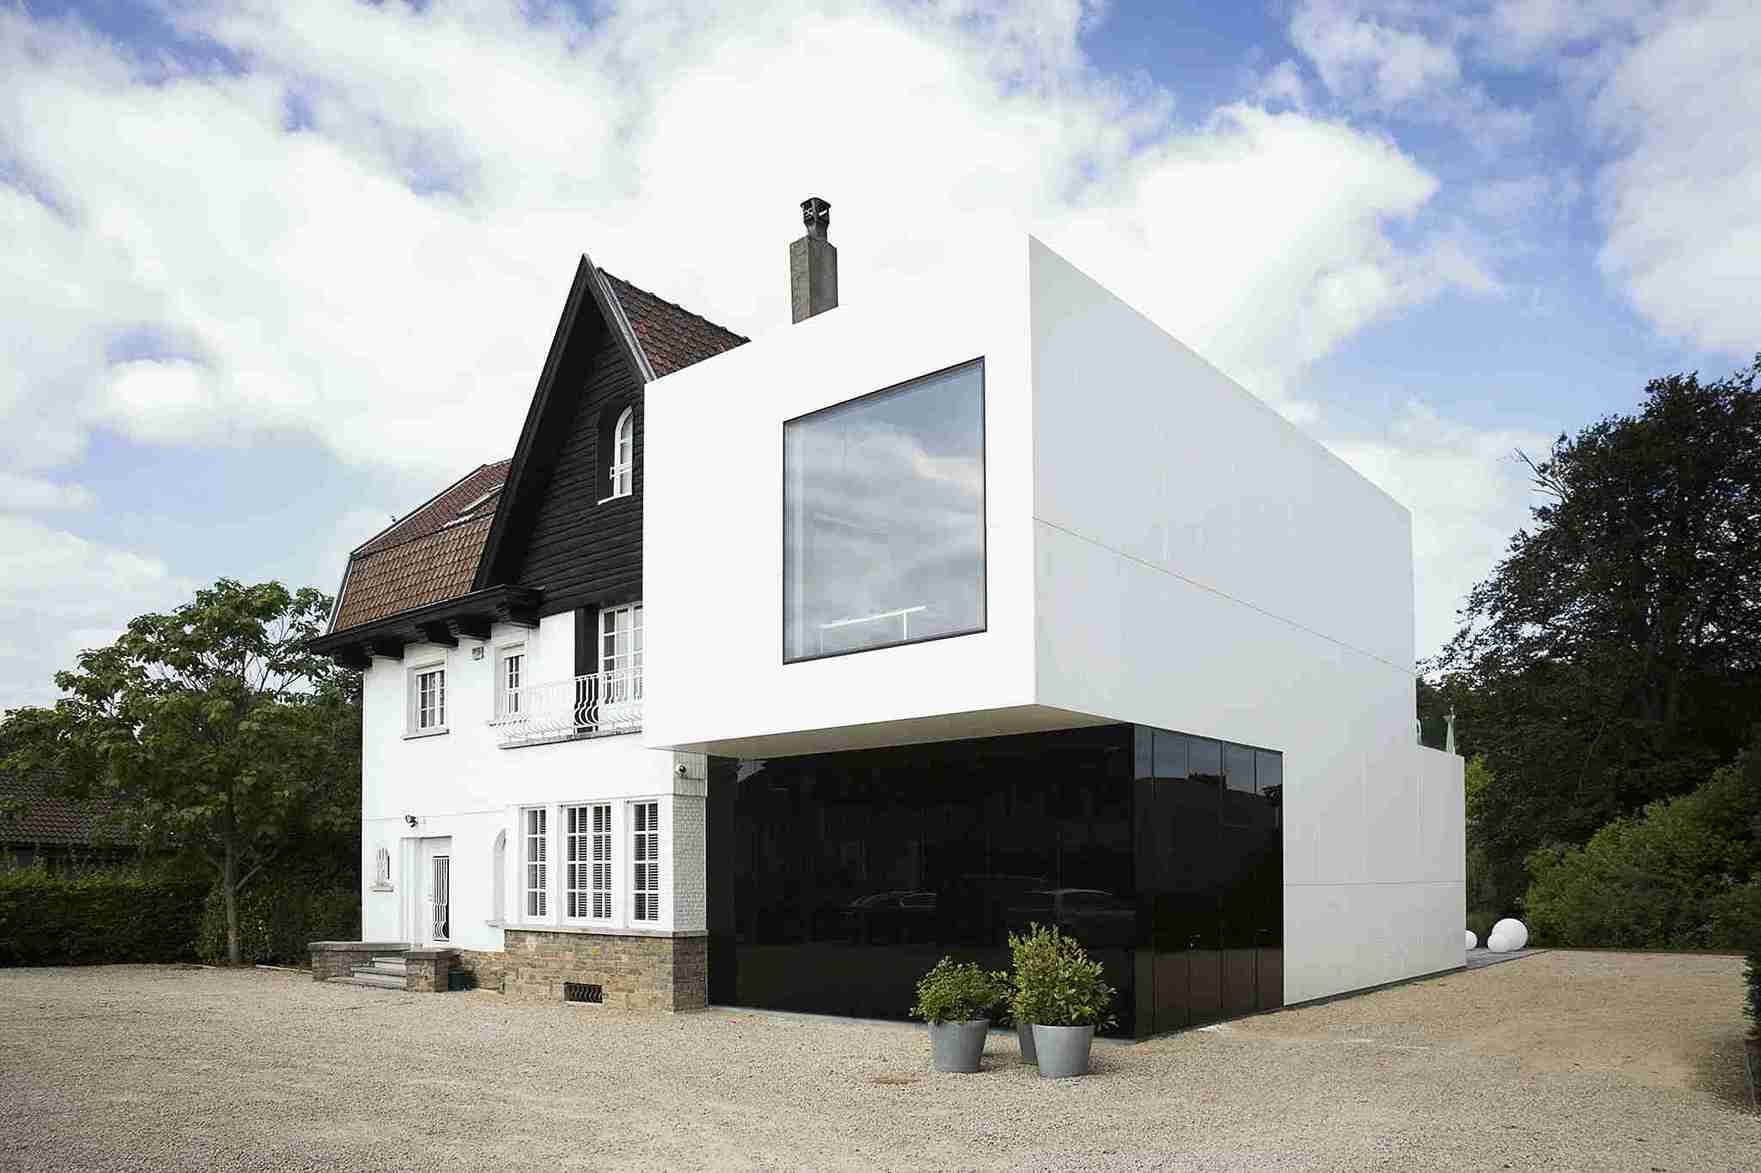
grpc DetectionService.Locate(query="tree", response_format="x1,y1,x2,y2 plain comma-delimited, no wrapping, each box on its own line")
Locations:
1432,357,1761,910
1524,745,1761,949
0,580,359,964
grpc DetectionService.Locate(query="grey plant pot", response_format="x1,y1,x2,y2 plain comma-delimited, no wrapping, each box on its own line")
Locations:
1016,1021,1038,1065
928,1019,990,1073
1031,1024,1095,1079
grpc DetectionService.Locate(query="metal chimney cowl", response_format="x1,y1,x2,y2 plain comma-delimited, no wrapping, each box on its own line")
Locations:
789,196,838,323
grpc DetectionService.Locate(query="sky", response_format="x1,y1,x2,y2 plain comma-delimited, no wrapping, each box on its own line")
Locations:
2,0,1756,711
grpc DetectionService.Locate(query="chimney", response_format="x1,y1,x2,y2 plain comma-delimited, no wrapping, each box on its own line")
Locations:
789,196,838,323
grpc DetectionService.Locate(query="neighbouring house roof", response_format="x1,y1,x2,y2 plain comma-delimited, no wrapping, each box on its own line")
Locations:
322,265,745,644
0,769,126,849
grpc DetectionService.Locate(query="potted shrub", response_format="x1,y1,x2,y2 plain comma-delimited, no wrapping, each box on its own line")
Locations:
910,956,1007,1073
1018,925,1116,1079
1007,923,1061,1064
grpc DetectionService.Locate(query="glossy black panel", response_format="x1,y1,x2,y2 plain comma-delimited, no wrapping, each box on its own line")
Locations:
713,723,1283,1038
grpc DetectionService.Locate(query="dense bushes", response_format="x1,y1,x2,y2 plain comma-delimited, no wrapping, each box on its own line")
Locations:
197,874,357,966
0,868,208,965
1524,753,1761,950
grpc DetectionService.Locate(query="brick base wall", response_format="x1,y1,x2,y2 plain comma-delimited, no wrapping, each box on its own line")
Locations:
458,929,707,1011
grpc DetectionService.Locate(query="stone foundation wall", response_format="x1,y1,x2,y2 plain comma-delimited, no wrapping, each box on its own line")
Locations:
404,948,457,993
457,929,708,1010
309,940,409,982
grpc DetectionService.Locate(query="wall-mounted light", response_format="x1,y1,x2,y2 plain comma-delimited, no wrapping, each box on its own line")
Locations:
404,814,418,828
471,646,485,661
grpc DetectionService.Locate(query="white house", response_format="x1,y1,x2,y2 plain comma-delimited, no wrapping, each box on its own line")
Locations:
311,200,1464,1032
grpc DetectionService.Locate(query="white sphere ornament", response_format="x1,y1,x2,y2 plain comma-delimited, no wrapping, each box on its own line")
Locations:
1487,918,1529,953
1464,929,1479,950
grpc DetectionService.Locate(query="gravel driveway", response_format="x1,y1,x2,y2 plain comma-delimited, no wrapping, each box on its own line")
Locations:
0,951,1754,1171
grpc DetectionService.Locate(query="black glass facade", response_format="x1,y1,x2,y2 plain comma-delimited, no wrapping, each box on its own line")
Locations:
705,723,1282,1038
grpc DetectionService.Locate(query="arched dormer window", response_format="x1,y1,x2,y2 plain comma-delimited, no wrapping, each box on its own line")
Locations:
609,406,634,499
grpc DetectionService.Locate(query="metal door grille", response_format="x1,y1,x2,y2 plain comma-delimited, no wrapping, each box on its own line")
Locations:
431,855,451,942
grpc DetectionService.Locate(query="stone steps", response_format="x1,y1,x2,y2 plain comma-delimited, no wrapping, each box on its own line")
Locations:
328,972,407,991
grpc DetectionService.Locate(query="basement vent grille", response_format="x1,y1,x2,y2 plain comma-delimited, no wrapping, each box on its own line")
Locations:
563,982,604,1004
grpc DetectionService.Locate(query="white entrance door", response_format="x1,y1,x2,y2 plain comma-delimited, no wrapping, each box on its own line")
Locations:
420,837,453,945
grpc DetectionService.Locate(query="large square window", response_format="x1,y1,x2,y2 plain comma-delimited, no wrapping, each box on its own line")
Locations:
784,359,986,662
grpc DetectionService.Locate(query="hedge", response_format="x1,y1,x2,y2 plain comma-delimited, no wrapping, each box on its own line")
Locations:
0,868,208,966
197,874,358,966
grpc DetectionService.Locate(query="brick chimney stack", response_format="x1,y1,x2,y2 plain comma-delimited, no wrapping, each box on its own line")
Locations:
789,197,838,323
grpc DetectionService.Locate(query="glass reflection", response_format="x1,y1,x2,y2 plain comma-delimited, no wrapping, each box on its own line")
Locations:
783,359,986,661
714,723,1283,1038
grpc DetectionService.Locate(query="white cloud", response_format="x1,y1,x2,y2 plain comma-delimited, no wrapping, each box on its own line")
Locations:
0,0,1485,494
1329,403,1552,658
1287,0,1532,146
1589,0,1761,355
0,516,193,712
0,474,95,512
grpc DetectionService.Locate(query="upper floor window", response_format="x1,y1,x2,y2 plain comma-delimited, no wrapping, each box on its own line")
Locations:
783,359,986,662
408,663,447,734
495,644,524,719
608,406,634,500
600,603,643,696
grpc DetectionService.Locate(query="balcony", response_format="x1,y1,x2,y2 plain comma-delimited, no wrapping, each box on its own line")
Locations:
492,668,642,748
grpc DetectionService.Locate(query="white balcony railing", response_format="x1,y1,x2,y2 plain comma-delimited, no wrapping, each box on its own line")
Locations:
491,667,642,747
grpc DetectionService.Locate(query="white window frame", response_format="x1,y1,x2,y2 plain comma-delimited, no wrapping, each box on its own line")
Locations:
406,660,448,737
607,406,634,500
522,806,549,919
564,803,615,922
494,642,525,722
599,603,643,702
630,799,661,923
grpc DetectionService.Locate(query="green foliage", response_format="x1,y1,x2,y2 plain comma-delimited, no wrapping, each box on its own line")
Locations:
1742,881,1761,1039
910,956,1007,1024
1431,358,1761,911
0,579,361,964
0,867,207,966
1008,922,1116,1029
196,874,358,966
1523,751,1761,949
1465,909,1497,947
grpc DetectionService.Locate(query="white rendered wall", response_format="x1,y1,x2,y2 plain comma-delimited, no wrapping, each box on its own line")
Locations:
358,609,690,952
643,232,1059,758
1026,239,1463,1002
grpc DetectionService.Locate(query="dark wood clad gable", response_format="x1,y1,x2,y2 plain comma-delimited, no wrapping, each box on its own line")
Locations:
510,325,645,618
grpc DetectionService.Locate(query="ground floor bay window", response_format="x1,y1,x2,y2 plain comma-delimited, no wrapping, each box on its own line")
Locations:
706,724,1282,1038
518,797,670,933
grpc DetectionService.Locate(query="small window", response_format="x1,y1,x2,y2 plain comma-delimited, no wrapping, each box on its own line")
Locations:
495,645,524,719
565,803,612,920
608,407,634,500
631,800,659,922
372,846,393,891
410,665,446,733
524,807,548,918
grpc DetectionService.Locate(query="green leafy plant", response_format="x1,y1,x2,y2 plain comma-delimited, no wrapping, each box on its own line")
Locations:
0,867,208,966
909,956,1007,1024
1009,922,1116,1030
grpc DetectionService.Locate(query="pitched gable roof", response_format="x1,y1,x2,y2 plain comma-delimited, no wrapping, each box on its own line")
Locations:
602,273,747,377
322,258,745,644
328,461,511,633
